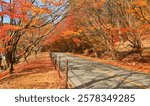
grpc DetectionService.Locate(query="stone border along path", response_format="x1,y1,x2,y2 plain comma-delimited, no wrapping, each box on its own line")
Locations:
52,52,150,89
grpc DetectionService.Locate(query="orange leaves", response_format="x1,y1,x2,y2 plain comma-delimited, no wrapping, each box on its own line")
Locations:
0,25,19,45
62,30,80,38
21,1,33,13
0,1,27,19
93,0,106,9
22,1,33,8
42,0,47,4
32,7,42,14
126,9,135,14
32,7,52,16
0,25,19,44
42,35,62,46
140,24,150,29
138,24,150,33
0,48,6,53
1,25,21,31
133,0,148,7
4,35,11,41
72,38,81,44
120,28,129,34
42,0,65,6
0,35,12,44
40,7,52,14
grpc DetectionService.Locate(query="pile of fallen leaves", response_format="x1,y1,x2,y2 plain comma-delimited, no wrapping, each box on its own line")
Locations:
0,52,66,89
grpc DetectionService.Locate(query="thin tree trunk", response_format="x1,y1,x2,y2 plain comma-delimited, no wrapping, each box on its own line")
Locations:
9,62,14,74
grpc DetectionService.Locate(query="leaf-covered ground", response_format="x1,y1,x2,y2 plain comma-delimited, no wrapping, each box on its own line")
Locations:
0,53,66,89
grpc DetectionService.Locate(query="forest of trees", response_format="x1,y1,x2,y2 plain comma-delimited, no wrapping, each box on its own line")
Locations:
43,0,150,62
0,0,150,74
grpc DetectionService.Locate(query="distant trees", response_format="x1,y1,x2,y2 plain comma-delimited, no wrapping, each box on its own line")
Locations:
43,0,150,61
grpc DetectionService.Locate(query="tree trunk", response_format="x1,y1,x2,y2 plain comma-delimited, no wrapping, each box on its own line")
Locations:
9,62,14,74
6,50,14,74
93,48,98,58
111,50,118,60
8,52,14,74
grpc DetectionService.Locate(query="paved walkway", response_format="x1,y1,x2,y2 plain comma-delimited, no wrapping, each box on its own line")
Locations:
52,53,150,89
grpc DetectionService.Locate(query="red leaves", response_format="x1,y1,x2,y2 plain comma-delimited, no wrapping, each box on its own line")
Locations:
120,28,129,34
0,25,20,45
0,48,6,53
72,38,81,44
1,24,21,31
42,35,62,46
2,36,12,44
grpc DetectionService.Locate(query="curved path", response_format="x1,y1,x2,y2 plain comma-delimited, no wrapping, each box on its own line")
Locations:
52,53,150,89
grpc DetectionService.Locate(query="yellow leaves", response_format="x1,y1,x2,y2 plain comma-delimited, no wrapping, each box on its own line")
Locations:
30,18,39,26
144,16,150,20
43,0,65,6
127,7,140,14
127,9,135,14
69,30,80,35
62,30,80,37
78,29,83,33
133,0,148,7
31,7,41,15
40,8,52,14
42,0,47,4
31,7,52,16
51,0,65,6
106,24,112,29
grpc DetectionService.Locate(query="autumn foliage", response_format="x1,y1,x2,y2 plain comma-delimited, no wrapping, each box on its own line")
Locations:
0,0,67,74
43,0,150,62
0,0,150,74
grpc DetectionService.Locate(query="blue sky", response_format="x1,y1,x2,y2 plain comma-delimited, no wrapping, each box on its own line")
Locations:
3,16,10,23
1,0,67,24
1,0,10,23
